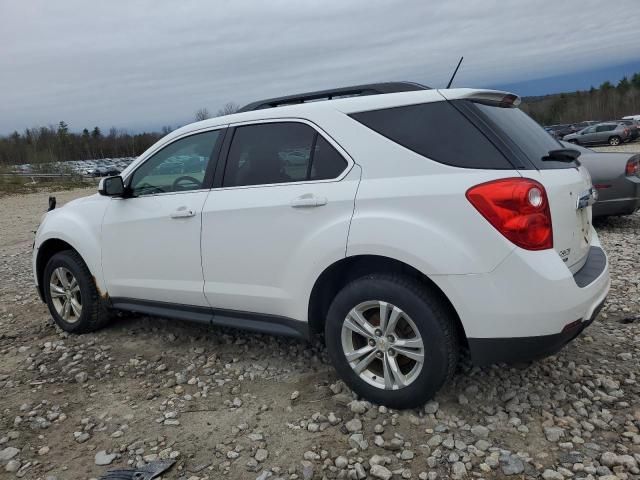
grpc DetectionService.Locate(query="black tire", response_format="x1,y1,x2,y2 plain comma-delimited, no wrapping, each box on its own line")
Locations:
608,136,621,146
43,250,111,333
325,274,459,409
567,139,578,144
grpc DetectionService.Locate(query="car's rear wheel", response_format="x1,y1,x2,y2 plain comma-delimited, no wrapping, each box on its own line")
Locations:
325,274,458,409
43,250,111,333
608,135,621,146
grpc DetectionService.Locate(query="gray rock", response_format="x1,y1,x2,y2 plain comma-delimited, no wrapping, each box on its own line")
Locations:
300,460,314,480
255,471,272,480
500,454,524,475
424,401,439,414
0,447,19,461
544,426,565,442
345,418,362,433
95,450,117,466
470,425,489,438
255,448,268,462
451,461,467,479
335,455,348,468
371,464,393,480
5,460,20,473
542,469,564,480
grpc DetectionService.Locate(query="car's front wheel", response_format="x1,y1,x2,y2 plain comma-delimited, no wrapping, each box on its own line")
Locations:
325,274,458,409
43,250,111,333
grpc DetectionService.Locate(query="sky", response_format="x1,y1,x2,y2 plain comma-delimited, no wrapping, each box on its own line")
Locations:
1,0,640,134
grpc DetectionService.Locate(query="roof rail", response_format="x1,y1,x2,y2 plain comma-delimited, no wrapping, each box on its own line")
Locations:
238,81,429,112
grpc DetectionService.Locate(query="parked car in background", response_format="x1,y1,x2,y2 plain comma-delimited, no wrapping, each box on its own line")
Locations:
563,122,630,146
615,119,639,141
562,141,640,218
622,114,640,121
572,120,600,131
544,124,577,139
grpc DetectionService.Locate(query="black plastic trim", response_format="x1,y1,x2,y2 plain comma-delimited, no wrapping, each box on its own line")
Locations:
109,298,309,339
573,247,606,288
239,82,429,112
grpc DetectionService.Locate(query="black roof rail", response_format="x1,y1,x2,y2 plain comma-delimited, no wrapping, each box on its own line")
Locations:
238,81,429,112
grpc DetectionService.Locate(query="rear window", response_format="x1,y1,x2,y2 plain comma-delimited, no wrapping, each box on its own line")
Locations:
471,103,571,169
350,101,513,169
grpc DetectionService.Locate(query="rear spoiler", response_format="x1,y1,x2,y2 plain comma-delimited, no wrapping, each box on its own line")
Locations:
439,89,521,108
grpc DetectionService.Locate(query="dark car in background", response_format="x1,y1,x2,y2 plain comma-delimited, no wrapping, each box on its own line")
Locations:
562,141,640,217
544,123,577,139
563,122,630,146
615,119,639,140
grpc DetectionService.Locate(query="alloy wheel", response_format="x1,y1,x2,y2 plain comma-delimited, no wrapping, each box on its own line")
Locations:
341,300,424,390
49,267,82,323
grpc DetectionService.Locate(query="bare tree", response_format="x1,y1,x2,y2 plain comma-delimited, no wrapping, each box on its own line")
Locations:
195,108,210,122
216,102,241,117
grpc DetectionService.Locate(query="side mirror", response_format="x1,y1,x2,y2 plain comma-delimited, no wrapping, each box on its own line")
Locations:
98,176,125,197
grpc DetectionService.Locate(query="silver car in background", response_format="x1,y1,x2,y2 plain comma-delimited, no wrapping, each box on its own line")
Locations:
563,122,630,146
562,141,640,217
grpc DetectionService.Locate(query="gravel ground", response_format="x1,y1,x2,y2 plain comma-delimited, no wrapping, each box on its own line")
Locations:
0,189,638,480
590,141,640,154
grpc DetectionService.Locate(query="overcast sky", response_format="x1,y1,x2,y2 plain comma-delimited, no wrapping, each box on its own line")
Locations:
1,0,639,134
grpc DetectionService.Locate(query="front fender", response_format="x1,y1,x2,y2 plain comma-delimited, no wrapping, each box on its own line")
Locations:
34,196,108,297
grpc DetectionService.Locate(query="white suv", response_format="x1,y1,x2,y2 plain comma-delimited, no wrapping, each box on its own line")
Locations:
33,82,610,408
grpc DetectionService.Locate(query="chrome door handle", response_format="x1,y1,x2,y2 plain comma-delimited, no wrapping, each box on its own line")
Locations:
170,207,195,218
290,195,328,208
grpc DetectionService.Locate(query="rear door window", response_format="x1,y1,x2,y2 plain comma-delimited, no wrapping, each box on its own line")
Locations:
223,122,348,187
350,101,512,169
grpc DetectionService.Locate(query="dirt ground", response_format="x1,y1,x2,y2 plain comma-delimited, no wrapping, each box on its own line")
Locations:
0,188,638,480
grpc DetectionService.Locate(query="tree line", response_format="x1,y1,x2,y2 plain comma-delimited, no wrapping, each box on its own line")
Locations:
0,102,241,167
6,73,638,167
521,72,640,126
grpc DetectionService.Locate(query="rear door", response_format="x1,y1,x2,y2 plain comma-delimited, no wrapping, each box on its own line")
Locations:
595,124,613,144
200,120,359,318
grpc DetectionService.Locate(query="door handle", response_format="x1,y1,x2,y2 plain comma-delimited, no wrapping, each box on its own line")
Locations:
170,207,196,218
290,194,328,208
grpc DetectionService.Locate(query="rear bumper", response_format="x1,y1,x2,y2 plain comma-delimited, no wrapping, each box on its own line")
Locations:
432,228,609,365
468,296,605,365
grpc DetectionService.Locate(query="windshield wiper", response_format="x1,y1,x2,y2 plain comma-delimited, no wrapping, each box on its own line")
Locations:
542,148,581,163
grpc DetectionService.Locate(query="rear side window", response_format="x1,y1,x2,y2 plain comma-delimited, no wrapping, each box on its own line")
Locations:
471,102,572,169
350,101,512,169
223,122,347,187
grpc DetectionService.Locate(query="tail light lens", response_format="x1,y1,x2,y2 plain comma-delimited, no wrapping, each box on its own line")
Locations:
626,156,640,177
466,178,553,250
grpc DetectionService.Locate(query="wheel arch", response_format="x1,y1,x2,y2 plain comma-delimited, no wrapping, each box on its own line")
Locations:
307,254,468,347
36,238,106,303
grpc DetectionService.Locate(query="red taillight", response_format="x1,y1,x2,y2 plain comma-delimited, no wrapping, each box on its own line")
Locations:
466,178,553,250
626,157,640,177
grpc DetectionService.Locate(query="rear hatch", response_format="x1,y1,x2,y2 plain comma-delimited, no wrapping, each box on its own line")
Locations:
440,89,593,271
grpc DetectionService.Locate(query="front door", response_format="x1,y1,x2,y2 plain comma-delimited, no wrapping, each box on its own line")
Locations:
200,120,360,319
102,129,224,306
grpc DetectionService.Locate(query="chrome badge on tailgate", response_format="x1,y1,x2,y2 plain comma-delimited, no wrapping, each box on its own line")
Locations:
576,187,598,210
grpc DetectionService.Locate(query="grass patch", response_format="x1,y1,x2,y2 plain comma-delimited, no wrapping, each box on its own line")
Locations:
0,174,96,197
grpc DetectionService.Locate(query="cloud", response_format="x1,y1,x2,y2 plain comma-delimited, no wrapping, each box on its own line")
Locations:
1,0,639,133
